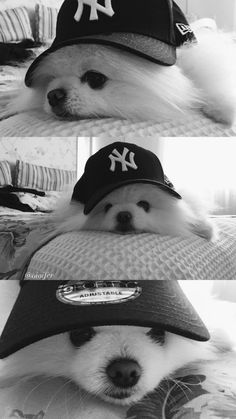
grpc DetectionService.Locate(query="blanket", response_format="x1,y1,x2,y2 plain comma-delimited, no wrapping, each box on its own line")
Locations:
0,213,52,275
14,217,236,281
0,109,235,137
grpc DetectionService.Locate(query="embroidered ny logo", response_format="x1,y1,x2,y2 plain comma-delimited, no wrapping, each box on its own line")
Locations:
74,0,114,22
109,147,138,172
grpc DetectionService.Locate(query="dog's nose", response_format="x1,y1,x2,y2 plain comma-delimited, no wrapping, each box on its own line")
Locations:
47,88,66,107
116,211,132,225
106,359,141,388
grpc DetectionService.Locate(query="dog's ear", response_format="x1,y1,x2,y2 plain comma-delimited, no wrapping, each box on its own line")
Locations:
189,218,217,241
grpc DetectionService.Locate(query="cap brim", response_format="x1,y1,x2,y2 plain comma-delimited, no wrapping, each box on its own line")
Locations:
0,280,210,359
82,179,181,215
25,32,176,87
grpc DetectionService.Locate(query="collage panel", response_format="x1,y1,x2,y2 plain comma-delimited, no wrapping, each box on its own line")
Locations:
0,136,236,280
0,0,236,417
0,0,235,137
0,279,236,418
0,136,235,418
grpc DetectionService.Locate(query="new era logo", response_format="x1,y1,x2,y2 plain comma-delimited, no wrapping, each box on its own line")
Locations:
74,0,115,22
109,147,138,172
176,23,193,36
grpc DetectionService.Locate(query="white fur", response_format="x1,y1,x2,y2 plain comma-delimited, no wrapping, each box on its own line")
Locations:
0,326,217,407
53,184,216,241
178,31,236,125
2,30,236,124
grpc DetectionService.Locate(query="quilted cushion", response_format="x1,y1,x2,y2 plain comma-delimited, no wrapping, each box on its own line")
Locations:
20,217,236,280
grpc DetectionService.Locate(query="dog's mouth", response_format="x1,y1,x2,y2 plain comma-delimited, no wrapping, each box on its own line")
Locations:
103,388,136,402
50,107,80,120
115,223,135,233
51,108,105,121
114,224,148,235
101,357,142,404
46,89,75,119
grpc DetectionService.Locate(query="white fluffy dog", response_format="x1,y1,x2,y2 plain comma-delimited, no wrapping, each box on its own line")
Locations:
2,30,236,125
0,283,235,419
53,184,216,241
0,300,235,413
0,326,217,406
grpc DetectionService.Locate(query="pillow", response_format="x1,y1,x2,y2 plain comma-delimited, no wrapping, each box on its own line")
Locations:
0,161,12,187
0,7,34,43
35,4,58,43
15,160,76,191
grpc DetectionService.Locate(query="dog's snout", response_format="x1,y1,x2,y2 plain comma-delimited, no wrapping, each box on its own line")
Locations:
106,359,141,388
47,88,66,107
116,211,132,225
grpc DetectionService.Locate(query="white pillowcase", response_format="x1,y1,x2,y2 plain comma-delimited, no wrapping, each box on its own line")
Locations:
0,7,34,42
35,4,58,43
0,161,12,187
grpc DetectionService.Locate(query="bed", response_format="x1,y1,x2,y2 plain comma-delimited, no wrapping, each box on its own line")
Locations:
1,106,236,138
1,3,236,137
0,158,76,275
0,42,47,93
0,210,53,275
0,0,60,117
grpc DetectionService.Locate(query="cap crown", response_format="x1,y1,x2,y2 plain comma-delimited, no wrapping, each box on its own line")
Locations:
25,0,195,86
54,0,175,47
72,142,165,204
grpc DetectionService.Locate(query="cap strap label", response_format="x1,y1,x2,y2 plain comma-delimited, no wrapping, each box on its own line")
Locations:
109,147,138,172
74,0,115,22
56,281,142,305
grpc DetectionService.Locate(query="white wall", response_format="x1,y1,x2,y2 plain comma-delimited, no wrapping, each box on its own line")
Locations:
176,0,187,13
0,281,19,335
176,0,236,31
0,137,77,171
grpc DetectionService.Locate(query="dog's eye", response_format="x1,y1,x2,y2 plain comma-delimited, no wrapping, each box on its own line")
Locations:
81,71,108,89
104,203,113,213
137,200,150,212
69,327,96,347
147,328,165,345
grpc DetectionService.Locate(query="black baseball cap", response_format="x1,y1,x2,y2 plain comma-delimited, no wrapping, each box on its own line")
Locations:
25,0,196,86
71,141,181,215
0,280,210,358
